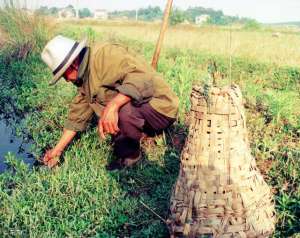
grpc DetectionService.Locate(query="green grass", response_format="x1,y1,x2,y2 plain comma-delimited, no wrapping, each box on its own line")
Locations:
0,18,299,237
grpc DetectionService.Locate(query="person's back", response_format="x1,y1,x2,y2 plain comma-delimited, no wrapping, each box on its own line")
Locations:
86,42,179,118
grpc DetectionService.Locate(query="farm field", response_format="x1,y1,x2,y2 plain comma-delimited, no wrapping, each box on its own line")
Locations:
0,13,299,238
66,20,300,67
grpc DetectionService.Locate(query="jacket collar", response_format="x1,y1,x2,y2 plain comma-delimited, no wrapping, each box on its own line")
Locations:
77,47,90,82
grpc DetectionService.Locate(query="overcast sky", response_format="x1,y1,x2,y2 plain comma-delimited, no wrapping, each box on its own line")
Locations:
29,0,300,23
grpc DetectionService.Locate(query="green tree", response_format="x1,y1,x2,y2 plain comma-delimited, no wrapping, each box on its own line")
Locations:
79,8,92,18
170,8,186,25
65,4,76,16
138,6,163,21
206,10,225,25
110,6,163,21
110,9,135,19
36,6,58,16
48,7,58,15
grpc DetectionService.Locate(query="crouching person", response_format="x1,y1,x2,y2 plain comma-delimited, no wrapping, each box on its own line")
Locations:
41,35,179,170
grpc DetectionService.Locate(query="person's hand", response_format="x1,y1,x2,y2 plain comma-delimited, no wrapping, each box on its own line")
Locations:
98,102,120,139
42,149,62,169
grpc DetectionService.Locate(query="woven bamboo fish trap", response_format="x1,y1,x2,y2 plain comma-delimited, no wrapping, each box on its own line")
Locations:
168,84,276,238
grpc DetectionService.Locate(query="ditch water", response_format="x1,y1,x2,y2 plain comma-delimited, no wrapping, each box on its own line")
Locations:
0,118,34,173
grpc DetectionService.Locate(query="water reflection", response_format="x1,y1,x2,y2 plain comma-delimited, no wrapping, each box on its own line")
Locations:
0,118,34,172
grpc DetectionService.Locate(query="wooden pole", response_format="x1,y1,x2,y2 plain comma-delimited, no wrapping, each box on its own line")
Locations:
151,0,173,70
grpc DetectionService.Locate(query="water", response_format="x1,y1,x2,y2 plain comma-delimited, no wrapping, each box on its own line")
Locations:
0,119,34,172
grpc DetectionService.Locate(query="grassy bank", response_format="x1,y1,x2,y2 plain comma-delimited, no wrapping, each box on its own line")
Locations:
0,17,299,237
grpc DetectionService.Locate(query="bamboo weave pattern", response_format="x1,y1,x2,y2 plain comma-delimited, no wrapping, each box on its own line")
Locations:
169,84,276,238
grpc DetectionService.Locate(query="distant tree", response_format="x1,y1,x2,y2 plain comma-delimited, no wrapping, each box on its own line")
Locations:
138,6,162,21
110,6,162,21
224,15,240,25
48,7,58,15
36,6,49,15
243,19,261,30
109,5,254,26
185,6,210,22
206,10,225,25
185,6,242,25
79,8,92,18
110,9,135,19
65,4,76,15
170,8,186,25
36,6,58,16
66,4,74,10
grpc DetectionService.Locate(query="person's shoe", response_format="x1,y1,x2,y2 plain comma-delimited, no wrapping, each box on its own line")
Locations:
106,152,142,171
105,159,123,171
122,152,142,167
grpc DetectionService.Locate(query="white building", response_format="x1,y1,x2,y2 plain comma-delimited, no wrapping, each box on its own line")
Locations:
94,9,108,20
195,15,210,25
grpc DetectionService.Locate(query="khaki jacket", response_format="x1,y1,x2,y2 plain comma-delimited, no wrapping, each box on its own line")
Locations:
64,43,179,132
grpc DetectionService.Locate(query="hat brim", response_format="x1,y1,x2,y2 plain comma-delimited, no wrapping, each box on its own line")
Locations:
49,38,87,86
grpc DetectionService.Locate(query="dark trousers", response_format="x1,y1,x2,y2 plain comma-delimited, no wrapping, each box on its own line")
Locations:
113,102,175,159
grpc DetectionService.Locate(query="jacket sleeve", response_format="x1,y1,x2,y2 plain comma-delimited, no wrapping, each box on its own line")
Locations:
115,71,154,106
64,93,94,132
95,44,154,106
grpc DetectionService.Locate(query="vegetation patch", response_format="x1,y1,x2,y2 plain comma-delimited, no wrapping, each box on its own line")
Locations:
0,12,299,238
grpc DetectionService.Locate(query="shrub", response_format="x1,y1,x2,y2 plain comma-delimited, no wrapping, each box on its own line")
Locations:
170,8,186,26
243,19,261,31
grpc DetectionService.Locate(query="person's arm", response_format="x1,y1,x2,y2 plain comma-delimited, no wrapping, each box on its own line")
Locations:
98,93,131,139
42,129,77,168
115,71,154,107
42,92,94,168
95,45,154,138
96,44,154,107
52,129,77,155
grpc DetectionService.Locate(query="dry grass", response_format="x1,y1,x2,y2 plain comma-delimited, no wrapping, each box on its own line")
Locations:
66,20,300,67
0,28,7,47
0,8,52,60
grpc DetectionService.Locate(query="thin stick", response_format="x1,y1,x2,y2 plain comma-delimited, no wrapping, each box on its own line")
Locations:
229,25,233,85
151,0,173,70
139,200,167,224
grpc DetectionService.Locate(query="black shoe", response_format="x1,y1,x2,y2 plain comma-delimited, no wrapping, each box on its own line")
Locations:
106,159,124,171
106,153,142,171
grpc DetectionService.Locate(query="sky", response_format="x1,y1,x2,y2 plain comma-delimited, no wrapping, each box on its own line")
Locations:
28,0,300,23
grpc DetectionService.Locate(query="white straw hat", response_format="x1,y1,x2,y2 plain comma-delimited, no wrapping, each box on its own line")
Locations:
41,35,87,85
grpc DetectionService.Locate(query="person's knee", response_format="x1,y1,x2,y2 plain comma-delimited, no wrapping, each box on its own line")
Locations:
118,103,132,126
118,103,144,139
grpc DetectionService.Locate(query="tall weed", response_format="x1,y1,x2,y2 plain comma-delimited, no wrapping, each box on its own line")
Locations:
0,1,50,61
